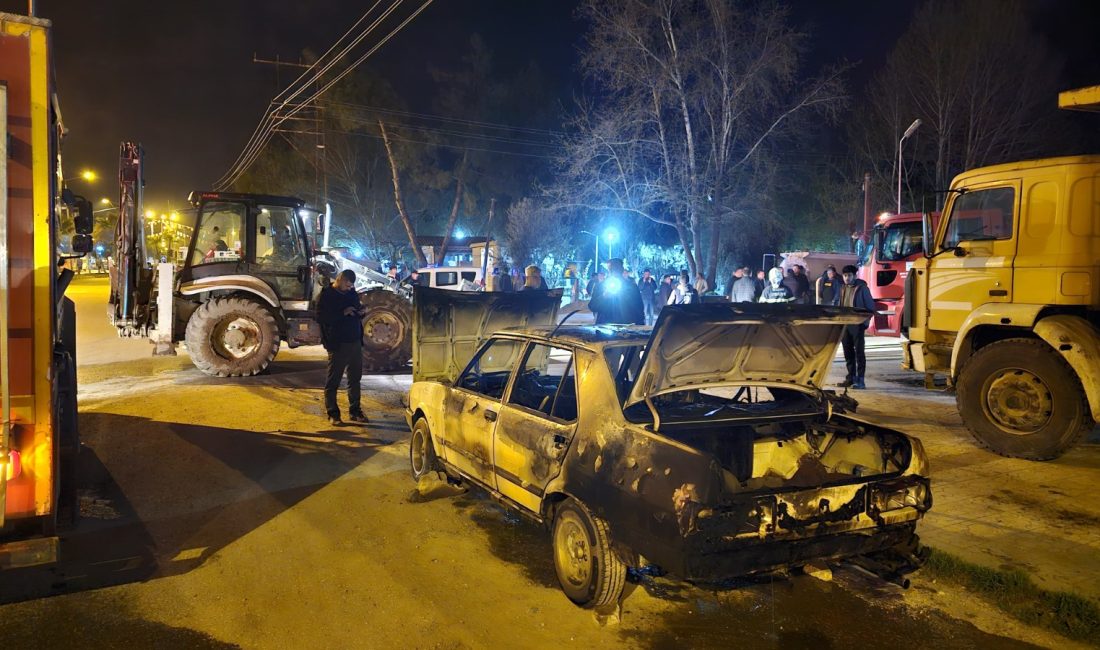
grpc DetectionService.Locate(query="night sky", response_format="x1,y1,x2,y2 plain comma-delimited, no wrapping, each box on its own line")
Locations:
2,0,1097,209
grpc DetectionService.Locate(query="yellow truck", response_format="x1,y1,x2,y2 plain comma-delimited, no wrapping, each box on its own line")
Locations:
902,86,1100,460
902,149,1100,460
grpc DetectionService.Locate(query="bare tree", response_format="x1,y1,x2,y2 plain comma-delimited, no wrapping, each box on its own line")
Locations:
555,0,845,284
855,0,1063,210
503,197,570,270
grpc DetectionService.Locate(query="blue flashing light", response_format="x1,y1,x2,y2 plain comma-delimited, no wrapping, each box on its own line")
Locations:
95,245,105,255
603,228,619,244
604,277,622,294
455,229,467,240
351,248,364,258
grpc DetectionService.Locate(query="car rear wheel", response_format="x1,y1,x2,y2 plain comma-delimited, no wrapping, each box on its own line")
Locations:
409,418,439,480
956,338,1092,460
551,499,626,608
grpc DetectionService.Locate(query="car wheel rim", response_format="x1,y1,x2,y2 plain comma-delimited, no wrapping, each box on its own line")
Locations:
983,367,1053,434
411,427,427,475
363,310,404,350
555,515,591,589
214,316,262,360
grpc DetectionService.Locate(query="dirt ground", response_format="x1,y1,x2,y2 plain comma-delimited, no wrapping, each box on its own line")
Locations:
0,276,1093,649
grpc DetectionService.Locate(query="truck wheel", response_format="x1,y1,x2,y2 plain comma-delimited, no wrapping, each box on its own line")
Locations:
185,297,280,377
552,498,626,608
360,289,412,373
956,338,1092,460
409,417,440,480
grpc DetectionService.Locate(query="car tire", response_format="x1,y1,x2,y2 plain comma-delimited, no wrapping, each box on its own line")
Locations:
956,337,1092,460
185,297,280,377
409,417,439,480
360,289,412,373
551,498,626,608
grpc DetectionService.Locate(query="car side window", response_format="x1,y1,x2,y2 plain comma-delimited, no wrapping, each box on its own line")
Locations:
943,186,1015,248
508,344,577,422
456,338,523,400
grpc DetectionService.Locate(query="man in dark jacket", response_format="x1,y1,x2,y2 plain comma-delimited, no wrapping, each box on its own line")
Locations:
658,273,674,308
316,269,368,425
781,268,802,303
816,266,840,305
638,269,658,325
589,258,645,325
839,264,876,389
793,265,811,304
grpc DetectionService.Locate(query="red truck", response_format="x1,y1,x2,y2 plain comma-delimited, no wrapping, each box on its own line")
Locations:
858,211,939,336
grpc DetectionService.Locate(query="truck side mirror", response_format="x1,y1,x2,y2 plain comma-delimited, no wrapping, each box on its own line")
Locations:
72,196,94,235
71,233,93,254
921,211,934,258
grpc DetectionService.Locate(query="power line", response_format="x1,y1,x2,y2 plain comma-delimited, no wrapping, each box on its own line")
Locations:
215,0,434,190
214,0,392,189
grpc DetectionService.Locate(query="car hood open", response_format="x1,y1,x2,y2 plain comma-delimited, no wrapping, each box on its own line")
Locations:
624,303,869,409
412,286,562,383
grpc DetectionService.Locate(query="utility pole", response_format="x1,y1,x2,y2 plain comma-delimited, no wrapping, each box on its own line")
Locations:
862,172,872,236
481,198,495,285
253,54,327,205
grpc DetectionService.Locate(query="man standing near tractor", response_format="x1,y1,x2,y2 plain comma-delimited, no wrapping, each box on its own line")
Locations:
317,270,370,426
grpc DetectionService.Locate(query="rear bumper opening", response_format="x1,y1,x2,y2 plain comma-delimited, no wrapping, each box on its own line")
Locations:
681,523,919,583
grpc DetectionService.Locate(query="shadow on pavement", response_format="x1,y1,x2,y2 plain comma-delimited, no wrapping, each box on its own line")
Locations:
435,487,1042,649
0,411,383,604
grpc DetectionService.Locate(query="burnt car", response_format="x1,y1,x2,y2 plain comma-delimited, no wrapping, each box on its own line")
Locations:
406,288,931,608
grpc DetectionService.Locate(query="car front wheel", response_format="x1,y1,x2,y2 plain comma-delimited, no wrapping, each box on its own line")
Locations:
551,498,626,608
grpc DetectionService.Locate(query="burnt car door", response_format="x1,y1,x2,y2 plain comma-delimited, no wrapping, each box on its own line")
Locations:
493,343,580,512
442,337,525,487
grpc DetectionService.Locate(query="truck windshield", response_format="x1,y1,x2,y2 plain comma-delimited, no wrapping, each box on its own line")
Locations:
877,221,924,262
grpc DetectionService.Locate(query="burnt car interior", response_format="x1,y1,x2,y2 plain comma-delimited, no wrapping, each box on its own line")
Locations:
509,345,577,421
603,344,913,493
457,338,523,398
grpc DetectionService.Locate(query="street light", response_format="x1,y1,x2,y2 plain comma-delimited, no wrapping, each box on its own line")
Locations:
580,230,599,270
63,169,97,183
604,228,619,259
897,119,922,214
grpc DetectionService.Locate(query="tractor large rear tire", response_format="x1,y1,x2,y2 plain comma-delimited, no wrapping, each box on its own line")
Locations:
185,297,280,377
360,289,412,373
956,338,1092,460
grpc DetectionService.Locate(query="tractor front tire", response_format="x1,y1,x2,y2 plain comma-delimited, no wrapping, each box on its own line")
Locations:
360,289,412,373
185,297,280,377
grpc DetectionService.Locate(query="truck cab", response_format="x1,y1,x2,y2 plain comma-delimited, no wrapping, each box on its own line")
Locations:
903,155,1100,459
859,212,938,336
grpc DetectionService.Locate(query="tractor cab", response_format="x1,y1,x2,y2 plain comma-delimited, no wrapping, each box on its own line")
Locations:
181,191,322,305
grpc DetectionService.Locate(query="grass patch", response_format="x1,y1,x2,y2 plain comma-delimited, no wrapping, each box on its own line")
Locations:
923,548,1100,645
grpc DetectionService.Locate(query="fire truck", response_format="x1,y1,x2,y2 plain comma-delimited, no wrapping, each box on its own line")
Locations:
0,12,92,568
858,211,939,336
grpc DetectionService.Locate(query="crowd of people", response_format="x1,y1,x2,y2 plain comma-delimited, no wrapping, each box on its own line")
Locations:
575,259,878,391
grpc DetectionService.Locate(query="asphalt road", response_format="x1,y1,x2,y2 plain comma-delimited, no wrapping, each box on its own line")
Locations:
0,276,1082,649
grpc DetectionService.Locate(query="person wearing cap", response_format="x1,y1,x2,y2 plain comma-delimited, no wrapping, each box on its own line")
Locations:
839,264,876,389
589,258,645,325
